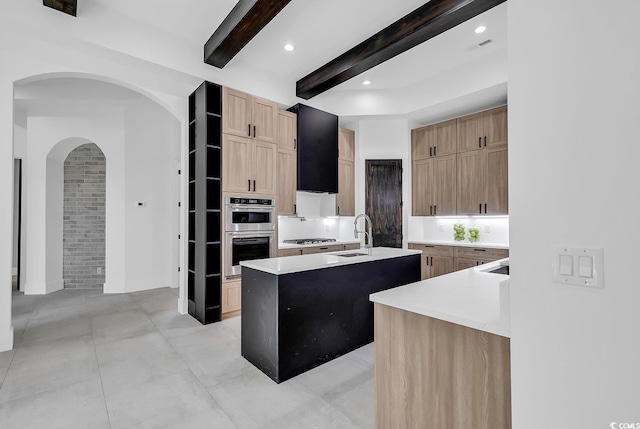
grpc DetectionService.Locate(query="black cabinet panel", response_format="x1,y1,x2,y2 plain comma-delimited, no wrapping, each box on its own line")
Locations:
188,81,223,325
288,104,338,193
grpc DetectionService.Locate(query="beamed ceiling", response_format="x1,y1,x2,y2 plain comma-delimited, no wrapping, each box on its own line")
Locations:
205,0,507,100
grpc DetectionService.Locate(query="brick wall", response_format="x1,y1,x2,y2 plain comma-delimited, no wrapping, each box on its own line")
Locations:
63,143,106,289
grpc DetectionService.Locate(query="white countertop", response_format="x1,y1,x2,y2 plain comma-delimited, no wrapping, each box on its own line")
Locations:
370,259,510,338
278,239,361,250
408,239,509,250
241,247,421,275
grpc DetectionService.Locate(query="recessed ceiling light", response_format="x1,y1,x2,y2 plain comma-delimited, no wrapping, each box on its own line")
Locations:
475,25,486,34
284,44,295,51
362,80,371,85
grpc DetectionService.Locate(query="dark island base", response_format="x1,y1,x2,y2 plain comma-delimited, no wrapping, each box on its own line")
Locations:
241,254,421,383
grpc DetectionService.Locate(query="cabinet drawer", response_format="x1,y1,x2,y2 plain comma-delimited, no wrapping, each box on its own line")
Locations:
343,243,361,251
408,243,454,257
278,248,303,257
302,244,344,255
454,247,509,261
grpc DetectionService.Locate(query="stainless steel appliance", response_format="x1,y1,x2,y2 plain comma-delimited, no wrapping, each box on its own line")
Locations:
225,197,276,232
225,197,276,279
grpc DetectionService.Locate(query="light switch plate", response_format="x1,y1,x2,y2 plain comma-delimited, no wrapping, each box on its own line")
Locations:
552,247,604,288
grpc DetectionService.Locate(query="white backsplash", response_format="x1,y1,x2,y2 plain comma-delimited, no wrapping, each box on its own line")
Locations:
408,216,510,244
278,192,361,243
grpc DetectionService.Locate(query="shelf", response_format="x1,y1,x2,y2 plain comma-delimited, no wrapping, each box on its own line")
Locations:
206,112,222,118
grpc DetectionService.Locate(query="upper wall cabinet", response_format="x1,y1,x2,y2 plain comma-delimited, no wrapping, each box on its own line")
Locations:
277,110,297,215
412,119,457,160
457,106,508,153
222,134,277,196
336,128,355,216
222,87,278,144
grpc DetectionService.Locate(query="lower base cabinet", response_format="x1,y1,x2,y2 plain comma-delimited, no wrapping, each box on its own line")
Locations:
408,243,509,280
222,280,241,316
278,243,361,257
374,303,511,429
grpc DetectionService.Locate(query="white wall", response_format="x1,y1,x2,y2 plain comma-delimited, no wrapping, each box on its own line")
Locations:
356,119,411,247
509,1,640,427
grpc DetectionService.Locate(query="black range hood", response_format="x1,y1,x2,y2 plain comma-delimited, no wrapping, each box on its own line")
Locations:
288,104,338,193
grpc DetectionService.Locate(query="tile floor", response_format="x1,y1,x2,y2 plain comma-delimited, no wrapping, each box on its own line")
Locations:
0,287,375,429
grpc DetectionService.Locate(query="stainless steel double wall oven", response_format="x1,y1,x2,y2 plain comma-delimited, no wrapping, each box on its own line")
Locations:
224,197,276,279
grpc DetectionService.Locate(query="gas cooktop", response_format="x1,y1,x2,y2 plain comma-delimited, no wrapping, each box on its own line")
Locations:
282,238,337,245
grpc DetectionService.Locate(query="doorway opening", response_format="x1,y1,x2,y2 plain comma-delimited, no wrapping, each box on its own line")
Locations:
63,143,106,289
365,159,403,248
12,159,22,291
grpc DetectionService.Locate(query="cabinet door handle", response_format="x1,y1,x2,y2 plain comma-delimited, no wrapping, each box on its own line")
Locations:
429,147,432,157
294,138,297,149
434,205,437,215
479,203,482,214
248,124,251,136
337,206,340,215
248,179,251,191
484,203,487,213
253,125,256,138
478,137,482,148
434,146,437,156
319,247,328,250
294,204,297,214
429,205,432,215
253,180,256,192
484,136,487,147
430,257,433,266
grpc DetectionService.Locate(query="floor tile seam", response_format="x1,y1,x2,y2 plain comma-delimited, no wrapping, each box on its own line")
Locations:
0,369,103,406
100,368,197,402
187,369,241,429
90,330,114,429
0,350,17,393
90,320,159,347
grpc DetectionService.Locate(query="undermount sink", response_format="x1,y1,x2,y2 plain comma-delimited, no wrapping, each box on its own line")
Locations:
337,253,368,258
488,265,509,275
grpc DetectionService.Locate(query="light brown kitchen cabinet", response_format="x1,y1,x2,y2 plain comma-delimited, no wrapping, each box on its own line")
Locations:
412,119,457,160
222,134,277,195
302,244,344,255
457,146,508,215
278,243,360,257
412,154,456,216
276,110,297,215
338,128,355,161
408,244,454,280
278,248,303,257
457,106,507,153
222,280,241,316
336,128,355,216
409,243,508,277
222,87,277,144
454,247,509,269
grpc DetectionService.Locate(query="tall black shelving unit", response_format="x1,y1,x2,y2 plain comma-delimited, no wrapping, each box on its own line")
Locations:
188,82,222,324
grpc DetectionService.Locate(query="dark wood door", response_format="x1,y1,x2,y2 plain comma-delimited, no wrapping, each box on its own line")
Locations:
365,160,402,248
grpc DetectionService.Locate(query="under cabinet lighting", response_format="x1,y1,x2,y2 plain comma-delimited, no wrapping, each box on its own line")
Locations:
362,80,371,85
475,25,487,34
284,44,295,51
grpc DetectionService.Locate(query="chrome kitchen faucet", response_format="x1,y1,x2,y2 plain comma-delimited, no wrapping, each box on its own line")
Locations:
354,214,373,256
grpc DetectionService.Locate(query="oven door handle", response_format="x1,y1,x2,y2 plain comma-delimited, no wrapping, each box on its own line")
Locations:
232,238,268,244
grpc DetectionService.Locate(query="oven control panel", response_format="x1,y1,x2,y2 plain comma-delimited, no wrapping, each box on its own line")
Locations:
227,197,273,206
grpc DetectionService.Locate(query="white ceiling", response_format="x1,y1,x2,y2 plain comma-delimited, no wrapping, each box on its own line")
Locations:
8,0,508,124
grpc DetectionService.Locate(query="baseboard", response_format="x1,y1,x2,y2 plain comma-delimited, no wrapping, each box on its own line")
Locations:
46,279,64,294
0,326,14,352
177,297,187,315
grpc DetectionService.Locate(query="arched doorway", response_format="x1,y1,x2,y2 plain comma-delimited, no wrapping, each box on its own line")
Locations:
63,143,106,289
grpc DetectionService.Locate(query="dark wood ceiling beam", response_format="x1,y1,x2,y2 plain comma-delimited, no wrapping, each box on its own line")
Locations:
296,0,506,100
43,0,77,17
204,0,292,68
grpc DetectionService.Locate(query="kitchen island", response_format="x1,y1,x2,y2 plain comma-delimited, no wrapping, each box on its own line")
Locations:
370,260,511,429
240,247,420,383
